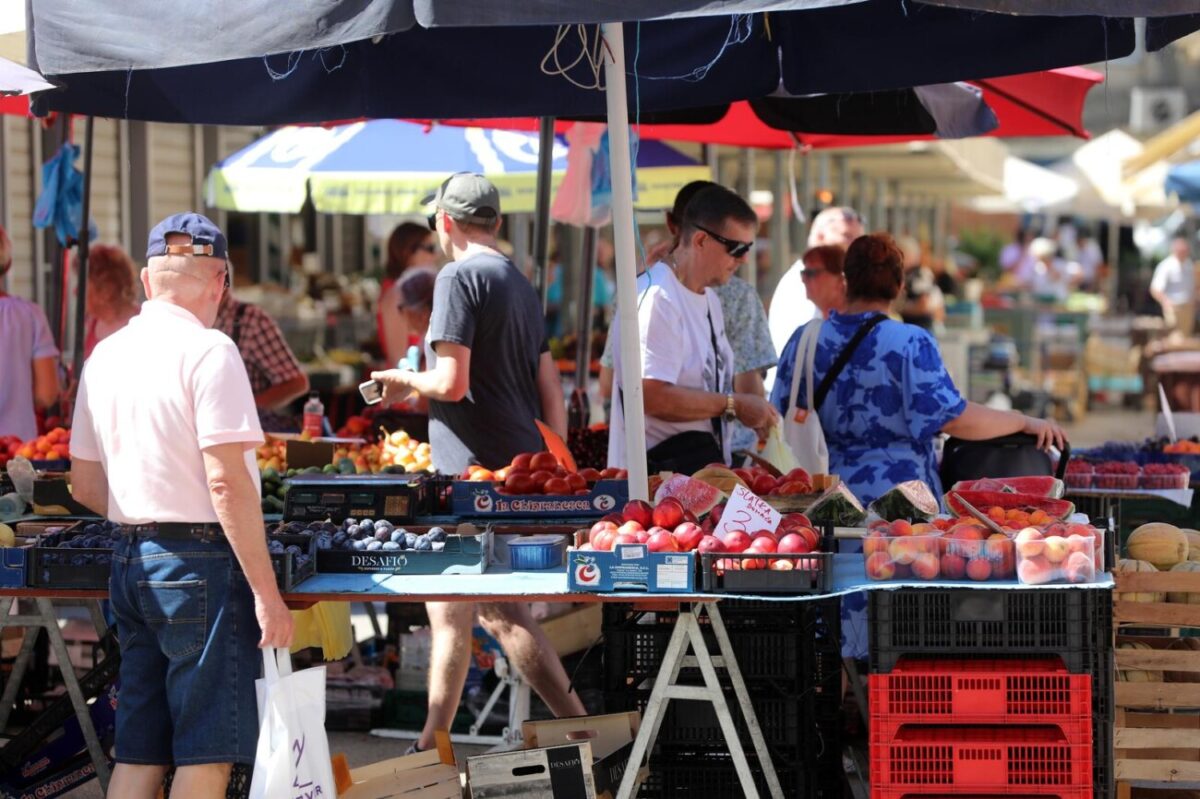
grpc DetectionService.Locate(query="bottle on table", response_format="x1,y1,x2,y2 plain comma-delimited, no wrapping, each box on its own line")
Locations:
302,392,325,438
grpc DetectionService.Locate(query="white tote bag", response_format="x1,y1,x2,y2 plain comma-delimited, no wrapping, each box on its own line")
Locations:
781,320,830,474
248,648,337,799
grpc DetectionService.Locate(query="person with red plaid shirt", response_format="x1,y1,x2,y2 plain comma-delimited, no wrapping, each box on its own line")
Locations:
213,294,309,431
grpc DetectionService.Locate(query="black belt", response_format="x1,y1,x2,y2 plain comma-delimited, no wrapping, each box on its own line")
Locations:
123,523,225,542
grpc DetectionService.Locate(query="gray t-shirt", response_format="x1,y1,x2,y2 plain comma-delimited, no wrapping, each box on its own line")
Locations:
427,251,547,475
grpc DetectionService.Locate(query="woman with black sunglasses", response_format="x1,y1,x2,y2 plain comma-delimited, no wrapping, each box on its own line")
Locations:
378,222,439,367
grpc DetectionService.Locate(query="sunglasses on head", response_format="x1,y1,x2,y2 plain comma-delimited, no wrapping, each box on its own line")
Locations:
694,225,753,258
427,213,438,232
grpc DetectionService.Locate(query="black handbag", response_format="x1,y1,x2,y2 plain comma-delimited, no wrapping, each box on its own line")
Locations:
646,429,725,475
940,433,1070,487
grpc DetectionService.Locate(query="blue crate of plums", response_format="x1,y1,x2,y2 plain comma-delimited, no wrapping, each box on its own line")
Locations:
270,519,491,575
267,531,317,591
28,521,122,589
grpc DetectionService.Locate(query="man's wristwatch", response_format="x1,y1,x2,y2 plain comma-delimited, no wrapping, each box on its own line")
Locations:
723,393,737,423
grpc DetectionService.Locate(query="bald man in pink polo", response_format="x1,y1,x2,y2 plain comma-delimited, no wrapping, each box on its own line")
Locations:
70,213,293,799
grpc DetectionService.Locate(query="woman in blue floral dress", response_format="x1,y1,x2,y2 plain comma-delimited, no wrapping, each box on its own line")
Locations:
770,233,1066,658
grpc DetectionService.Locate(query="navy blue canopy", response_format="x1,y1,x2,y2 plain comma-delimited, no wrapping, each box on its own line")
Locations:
27,1,1200,125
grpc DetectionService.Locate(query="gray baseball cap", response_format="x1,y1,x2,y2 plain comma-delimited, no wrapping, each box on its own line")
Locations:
422,172,501,225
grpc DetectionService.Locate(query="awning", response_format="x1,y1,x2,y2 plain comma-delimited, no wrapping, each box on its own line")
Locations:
205,119,710,214
1048,129,1172,217
1166,161,1200,205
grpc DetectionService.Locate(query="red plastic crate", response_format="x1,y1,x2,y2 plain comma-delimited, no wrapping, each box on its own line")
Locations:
872,792,1093,799
869,658,1092,737
870,726,1093,792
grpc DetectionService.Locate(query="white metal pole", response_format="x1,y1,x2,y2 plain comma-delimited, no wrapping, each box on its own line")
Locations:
602,22,649,500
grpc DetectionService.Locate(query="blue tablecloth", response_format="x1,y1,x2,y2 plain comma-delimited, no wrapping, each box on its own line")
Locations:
289,553,1112,601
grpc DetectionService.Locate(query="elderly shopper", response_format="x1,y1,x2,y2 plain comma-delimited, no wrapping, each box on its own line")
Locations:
70,213,293,799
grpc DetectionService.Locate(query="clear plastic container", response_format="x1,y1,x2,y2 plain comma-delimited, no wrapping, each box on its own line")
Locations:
940,532,1016,581
1014,529,1097,585
1092,473,1139,490
863,532,943,582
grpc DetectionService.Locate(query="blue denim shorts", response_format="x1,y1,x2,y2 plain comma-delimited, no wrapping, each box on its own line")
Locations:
109,535,261,766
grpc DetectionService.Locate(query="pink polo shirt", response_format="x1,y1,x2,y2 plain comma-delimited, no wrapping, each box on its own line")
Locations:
70,300,263,525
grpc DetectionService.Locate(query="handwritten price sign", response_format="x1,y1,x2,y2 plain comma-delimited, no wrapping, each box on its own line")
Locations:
715,484,781,540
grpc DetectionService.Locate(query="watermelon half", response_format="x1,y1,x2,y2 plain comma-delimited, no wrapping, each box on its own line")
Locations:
945,489,1074,520
867,481,939,522
654,474,724,516
807,483,867,527
950,476,1064,499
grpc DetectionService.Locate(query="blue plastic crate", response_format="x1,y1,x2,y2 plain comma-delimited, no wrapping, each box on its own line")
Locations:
507,535,565,571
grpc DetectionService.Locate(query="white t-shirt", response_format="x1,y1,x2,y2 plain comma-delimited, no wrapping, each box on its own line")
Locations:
1150,255,1196,307
1030,258,1079,302
608,262,734,468
70,300,263,525
765,260,817,392
1076,240,1103,284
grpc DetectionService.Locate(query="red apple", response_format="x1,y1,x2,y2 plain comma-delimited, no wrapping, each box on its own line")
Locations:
723,530,752,553
708,503,726,526
672,522,704,552
652,498,686,530
749,535,778,554
647,530,680,553
777,533,813,555
601,513,625,527
589,520,618,547
752,474,778,496
634,530,650,544
779,512,813,531
613,532,639,547
622,500,654,529
618,520,645,538
697,535,726,554
592,530,615,551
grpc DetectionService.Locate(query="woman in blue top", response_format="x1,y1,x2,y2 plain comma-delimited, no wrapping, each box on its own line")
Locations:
771,233,1065,507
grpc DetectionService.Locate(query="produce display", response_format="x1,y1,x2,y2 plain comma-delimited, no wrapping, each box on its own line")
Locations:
35,521,120,566
274,518,448,553
945,490,1074,520
807,483,867,527
1066,438,1199,488
255,429,434,476
3,428,71,466
868,481,940,522
1093,461,1139,490
1115,524,1200,605
949,476,1064,498
466,451,627,496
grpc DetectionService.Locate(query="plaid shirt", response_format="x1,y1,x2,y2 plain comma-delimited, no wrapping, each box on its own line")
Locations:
213,299,305,396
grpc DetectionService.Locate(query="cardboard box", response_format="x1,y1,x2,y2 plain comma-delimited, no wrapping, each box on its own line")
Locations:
540,604,602,658
467,744,595,799
451,480,628,518
522,713,647,799
566,541,695,594
337,731,461,799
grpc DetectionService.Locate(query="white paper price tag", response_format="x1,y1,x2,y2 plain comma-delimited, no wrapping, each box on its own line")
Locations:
714,484,781,540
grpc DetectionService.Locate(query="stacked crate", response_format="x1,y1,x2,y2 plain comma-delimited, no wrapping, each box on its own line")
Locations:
869,658,1093,798
869,587,1114,799
602,598,842,798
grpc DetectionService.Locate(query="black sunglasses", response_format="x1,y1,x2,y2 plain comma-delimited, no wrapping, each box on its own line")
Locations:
222,266,231,290
694,225,753,258
427,213,438,232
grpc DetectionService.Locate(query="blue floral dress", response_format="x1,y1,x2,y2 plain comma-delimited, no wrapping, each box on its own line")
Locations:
770,311,967,660
770,311,966,505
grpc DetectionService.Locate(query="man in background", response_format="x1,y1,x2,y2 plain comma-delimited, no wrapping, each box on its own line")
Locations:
0,224,59,440
1150,235,1196,335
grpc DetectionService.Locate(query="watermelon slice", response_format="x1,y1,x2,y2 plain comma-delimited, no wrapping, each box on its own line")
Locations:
807,484,867,527
867,481,938,522
951,476,1064,499
654,474,724,516
945,489,1074,520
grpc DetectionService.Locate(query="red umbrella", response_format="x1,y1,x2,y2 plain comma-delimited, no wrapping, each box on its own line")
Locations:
416,67,1102,148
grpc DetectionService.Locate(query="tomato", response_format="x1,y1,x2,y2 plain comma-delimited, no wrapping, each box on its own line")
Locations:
782,468,812,484
468,469,495,482
776,480,812,495
529,470,555,492
566,473,587,492
510,453,533,471
505,473,535,495
599,467,621,479
579,467,602,483
543,477,571,495
530,451,559,472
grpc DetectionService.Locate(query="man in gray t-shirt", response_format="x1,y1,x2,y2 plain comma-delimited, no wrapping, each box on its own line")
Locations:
370,172,582,755
425,250,547,474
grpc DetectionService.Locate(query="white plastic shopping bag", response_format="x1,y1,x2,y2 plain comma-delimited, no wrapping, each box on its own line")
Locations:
248,648,337,799
781,320,830,475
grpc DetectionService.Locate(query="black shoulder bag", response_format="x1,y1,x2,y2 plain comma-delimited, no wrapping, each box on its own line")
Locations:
809,313,889,413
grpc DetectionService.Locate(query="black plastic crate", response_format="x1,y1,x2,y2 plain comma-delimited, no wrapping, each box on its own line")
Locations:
698,551,833,594
603,598,841,694
26,525,116,589
868,587,1112,675
605,688,808,750
635,745,841,799
269,532,316,591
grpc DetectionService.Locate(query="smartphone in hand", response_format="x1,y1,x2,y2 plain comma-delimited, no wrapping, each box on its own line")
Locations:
358,379,384,405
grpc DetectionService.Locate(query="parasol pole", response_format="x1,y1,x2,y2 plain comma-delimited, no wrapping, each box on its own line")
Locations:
601,22,648,500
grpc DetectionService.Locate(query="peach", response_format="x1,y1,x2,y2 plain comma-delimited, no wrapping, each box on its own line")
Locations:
949,523,987,541
889,519,914,537
1017,556,1054,585
1043,535,1069,564
889,537,920,566
1014,527,1045,558
912,552,940,580
865,552,895,580
1066,534,1091,556
911,522,938,534
1065,551,1095,584
941,553,967,580
966,557,993,581
863,532,889,557
984,533,1011,560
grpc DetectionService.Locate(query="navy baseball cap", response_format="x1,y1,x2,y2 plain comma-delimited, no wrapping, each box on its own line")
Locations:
146,213,228,260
